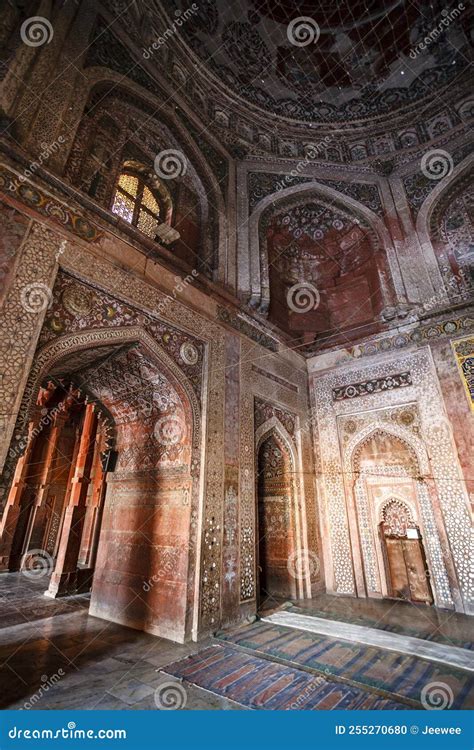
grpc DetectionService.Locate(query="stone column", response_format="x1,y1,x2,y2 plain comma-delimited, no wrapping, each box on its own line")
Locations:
86,461,108,572
21,411,69,565
78,430,105,567
0,419,38,570
46,403,97,597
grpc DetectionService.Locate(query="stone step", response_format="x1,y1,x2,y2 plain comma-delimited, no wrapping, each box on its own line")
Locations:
262,611,474,672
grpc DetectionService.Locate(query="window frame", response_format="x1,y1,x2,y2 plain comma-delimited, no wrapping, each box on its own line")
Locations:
112,171,163,237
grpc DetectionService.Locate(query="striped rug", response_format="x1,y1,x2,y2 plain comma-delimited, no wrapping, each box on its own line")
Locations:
163,644,409,710
218,621,473,709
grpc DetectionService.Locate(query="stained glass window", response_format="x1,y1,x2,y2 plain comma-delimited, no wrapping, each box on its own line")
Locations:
112,172,161,239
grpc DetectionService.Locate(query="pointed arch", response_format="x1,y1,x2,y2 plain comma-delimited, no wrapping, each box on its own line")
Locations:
62,69,229,281
416,153,473,299
255,415,310,599
245,180,402,310
255,416,298,470
15,326,200,453
341,421,453,609
344,422,430,477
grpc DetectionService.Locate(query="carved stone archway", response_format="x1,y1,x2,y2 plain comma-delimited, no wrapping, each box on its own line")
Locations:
416,154,473,301
245,180,403,312
2,324,203,642
344,425,454,609
255,417,311,601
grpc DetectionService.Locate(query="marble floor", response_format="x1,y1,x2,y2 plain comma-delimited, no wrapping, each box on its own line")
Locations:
0,573,240,710
1,573,471,710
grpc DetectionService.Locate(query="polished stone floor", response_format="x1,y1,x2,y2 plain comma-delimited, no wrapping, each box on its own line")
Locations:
0,573,240,710
1,573,471,710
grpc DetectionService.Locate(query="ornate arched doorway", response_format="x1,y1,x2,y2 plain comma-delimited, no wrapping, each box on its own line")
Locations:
0,327,200,642
0,377,115,596
256,431,297,607
345,427,453,608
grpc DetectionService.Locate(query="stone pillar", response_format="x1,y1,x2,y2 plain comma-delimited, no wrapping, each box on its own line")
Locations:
0,419,40,570
78,431,105,567
46,403,97,597
86,462,107,572
21,411,68,566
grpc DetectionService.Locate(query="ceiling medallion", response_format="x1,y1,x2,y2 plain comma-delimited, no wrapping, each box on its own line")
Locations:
62,285,95,317
180,341,199,365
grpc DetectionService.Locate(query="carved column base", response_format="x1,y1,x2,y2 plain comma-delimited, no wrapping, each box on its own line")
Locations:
45,566,93,598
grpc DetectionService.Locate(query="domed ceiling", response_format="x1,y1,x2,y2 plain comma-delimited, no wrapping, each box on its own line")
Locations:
167,0,470,122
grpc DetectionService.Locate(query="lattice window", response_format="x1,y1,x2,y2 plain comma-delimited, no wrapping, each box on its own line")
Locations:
112,172,162,239
381,498,414,537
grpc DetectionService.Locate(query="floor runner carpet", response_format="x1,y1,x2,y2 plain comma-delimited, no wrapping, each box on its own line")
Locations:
217,621,473,709
163,644,409,710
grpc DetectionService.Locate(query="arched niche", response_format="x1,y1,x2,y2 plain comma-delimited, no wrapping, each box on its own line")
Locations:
247,182,400,347
62,76,228,282
255,417,311,602
416,154,473,305
2,325,202,643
